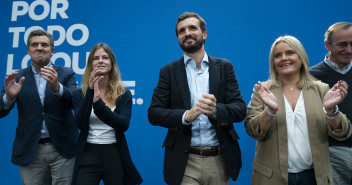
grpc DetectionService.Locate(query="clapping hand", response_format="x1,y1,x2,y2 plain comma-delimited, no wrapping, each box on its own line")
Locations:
4,72,25,100
41,65,60,93
256,81,278,112
185,93,217,122
323,80,348,112
89,68,104,102
197,93,217,116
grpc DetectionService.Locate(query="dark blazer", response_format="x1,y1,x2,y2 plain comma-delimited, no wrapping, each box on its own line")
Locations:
71,88,142,185
0,65,78,166
148,56,246,185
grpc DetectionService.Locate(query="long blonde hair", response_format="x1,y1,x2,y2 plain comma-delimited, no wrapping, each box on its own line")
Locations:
81,43,125,102
269,35,316,89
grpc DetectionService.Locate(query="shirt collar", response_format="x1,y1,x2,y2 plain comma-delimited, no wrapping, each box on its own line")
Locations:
324,54,352,74
183,52,209,68
31,62,52,75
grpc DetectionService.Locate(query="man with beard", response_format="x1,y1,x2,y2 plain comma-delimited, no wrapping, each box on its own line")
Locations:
310,22,352,185
148,12,246,185
0,29,78,185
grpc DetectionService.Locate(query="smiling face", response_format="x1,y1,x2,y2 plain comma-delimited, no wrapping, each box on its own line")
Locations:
326,26,352,69
92,48,112,75
273,42,303,78
176,17,207,53
27,36,54,69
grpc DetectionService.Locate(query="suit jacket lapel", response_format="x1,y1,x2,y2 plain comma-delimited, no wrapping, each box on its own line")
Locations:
302,86,320,164
272,85,289,181
24,67,43,108
208,56,219,98
44,80,52,109
174,57,191,109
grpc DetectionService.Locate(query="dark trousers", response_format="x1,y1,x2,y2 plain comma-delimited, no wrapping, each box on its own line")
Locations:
75,143,125,185
288,169,317,185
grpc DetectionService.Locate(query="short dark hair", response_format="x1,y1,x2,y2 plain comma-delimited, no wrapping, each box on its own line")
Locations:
27,29,54,49
175,12,206,37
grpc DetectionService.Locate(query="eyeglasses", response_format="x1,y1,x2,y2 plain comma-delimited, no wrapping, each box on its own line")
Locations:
331,41,352,48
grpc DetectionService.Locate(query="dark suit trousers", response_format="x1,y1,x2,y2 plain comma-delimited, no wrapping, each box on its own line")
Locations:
75,143,124,185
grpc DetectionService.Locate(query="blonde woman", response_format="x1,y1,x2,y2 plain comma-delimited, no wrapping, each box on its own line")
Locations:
71,43,142,185
245,35,352,185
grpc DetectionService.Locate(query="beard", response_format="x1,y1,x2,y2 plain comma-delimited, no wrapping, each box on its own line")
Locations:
179,35,204,53
30,51,52,67
32,57,51,67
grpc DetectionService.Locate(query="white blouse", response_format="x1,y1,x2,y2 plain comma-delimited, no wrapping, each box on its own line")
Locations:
87,106,117,144
284,91,313,173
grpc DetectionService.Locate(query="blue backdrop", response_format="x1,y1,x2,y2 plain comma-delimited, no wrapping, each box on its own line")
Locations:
0,0,350,184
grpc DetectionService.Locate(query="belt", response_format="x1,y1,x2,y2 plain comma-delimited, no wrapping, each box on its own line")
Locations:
38,137,52,144
189,147,220,157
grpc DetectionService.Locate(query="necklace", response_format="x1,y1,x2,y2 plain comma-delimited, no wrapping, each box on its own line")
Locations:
284,84,297,91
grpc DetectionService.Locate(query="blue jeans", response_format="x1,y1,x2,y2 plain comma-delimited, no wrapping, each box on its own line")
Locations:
288,169,317,185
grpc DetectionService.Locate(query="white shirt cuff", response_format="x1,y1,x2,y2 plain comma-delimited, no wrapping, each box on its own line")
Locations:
182,110,191,125
53,83,63,97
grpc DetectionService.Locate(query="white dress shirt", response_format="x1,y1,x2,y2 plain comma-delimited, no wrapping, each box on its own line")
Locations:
285,91,313,173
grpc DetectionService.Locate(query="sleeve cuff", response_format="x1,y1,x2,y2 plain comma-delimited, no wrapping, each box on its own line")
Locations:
182,110,191,125
3,94,15,109
53,83,63,97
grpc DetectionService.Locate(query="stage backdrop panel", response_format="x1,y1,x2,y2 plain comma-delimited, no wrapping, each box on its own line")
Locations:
0,0,350,184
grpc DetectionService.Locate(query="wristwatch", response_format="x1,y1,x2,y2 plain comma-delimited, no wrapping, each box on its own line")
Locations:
209,108,217,120
323,105,339,119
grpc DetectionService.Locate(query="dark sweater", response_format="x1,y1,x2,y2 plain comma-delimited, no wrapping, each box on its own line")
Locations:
310,61,352,147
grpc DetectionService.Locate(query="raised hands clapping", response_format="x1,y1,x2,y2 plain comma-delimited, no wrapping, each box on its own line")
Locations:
89,68,104,102
40,65,59,93
4,72,25,100
323,80,348,112
256,81,278,113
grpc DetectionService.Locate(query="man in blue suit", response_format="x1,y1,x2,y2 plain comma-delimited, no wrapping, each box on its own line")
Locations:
0,29,78,185
148,12,246,185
